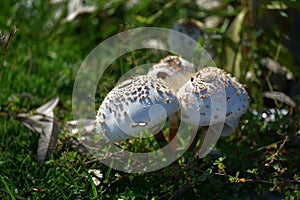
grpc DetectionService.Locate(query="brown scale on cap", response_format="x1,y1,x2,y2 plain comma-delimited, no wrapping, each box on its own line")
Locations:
161,56,184,71
153,56,194,72
156,72,169,79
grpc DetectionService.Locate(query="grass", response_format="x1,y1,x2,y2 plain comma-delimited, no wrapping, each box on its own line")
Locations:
1,0,300,199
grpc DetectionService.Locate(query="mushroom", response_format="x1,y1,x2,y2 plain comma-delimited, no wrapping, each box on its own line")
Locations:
147,55,196,92
96,75,180,142
147,55,196,143
177,66,249,136
177,67,249,157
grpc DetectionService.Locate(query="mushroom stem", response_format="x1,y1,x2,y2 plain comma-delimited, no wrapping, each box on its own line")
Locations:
176,67,250,157
154,130,167,147
168,113,178,141
168,113,179,151
187,126,201,155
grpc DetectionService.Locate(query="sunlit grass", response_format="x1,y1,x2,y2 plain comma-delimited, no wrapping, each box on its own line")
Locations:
0,0,300,199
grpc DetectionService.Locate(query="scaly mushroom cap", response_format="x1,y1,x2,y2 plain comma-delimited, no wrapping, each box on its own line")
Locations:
96,75,180,142
147,56,196,91
177,67,249,136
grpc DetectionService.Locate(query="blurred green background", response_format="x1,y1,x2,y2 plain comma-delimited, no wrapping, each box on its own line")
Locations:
1,0,300,199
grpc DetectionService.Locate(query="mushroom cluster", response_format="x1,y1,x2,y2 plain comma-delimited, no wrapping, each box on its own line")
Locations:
96,55,249,155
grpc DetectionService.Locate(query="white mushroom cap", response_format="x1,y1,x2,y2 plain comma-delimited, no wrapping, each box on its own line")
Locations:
147,56,196,91
96,75,180,142
177,67,249,136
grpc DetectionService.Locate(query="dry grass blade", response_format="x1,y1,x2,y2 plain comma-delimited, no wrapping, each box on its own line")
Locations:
261,57,286,75
263,91,297,107
225,8,248,77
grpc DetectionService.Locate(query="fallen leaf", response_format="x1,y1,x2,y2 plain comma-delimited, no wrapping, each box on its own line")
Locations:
16,97,60,163
37,111,60,163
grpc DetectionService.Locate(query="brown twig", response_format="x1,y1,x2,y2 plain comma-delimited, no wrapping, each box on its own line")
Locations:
265,135,289,166
1,26,18,53
154,130,168,147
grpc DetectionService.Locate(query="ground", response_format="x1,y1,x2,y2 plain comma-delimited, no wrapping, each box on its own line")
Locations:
0,0,300,199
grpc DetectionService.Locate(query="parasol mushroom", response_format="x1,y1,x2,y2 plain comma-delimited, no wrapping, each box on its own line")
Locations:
96,75,180,142
177,66,249,157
